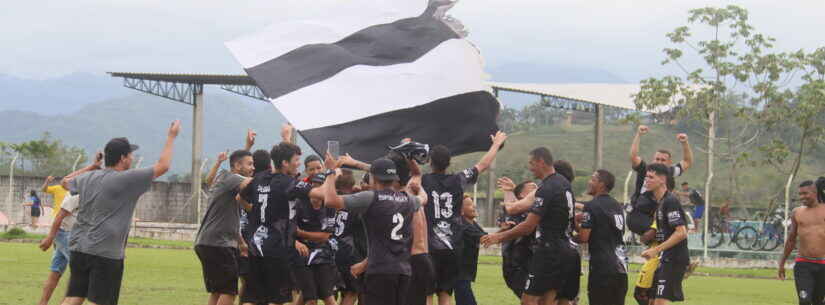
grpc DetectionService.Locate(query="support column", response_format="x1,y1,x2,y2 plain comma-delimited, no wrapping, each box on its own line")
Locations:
594,104,604,171
192,84,205,224
487,88,500,227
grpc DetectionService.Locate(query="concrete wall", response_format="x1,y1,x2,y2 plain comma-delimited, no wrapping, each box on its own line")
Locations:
0,175,201,225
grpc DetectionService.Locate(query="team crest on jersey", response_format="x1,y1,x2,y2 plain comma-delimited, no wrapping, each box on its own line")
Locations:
534,197,544,207
462,168,474,179
667,211,681,223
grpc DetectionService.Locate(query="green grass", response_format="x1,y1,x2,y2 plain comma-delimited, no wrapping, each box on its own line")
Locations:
0,242,798,305
1,233,193,249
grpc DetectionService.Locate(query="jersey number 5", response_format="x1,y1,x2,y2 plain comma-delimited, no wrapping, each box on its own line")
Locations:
391,213,404,240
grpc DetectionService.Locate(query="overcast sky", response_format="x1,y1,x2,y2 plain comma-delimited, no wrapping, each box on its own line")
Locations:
1,0,823,82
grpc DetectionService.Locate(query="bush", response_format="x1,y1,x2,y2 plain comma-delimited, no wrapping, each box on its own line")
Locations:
2,227,27,239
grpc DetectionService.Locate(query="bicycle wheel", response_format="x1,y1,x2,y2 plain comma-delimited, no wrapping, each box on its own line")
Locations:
706,222,725,249
734,226,760,250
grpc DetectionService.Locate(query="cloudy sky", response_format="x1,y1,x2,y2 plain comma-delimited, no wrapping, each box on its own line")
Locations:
1,0,823,82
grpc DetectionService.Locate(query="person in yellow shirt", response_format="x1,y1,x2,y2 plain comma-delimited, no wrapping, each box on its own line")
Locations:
41,176,68,217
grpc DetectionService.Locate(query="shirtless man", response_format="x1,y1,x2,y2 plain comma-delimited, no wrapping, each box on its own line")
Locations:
778,180,825,305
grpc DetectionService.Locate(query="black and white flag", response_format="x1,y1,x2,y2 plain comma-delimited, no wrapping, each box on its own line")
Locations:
227,0,500,161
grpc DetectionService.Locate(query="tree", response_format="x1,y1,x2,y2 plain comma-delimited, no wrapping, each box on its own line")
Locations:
757,47,825,195
632,6,802,253
0,133,88,176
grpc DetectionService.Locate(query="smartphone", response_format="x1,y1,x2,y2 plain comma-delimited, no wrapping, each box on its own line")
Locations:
327,140,340,158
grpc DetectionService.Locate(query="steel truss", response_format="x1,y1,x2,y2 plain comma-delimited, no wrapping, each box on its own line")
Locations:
122,77,203,105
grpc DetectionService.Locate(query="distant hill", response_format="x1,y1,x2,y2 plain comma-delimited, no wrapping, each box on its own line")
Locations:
0,91,311,176
0,73,125,114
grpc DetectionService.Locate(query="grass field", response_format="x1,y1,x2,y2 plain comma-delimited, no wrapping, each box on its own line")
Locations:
0,242,799,305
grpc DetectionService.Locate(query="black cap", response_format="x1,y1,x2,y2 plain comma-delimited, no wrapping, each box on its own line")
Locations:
370,158,399,182
105,137,139,159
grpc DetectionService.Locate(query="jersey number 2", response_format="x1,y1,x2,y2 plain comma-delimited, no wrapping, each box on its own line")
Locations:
391,213,404,240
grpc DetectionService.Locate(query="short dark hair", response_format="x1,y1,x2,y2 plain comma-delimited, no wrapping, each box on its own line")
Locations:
270,142,302,169
386,151,411,186
529,147,553,166
252,150,271,174
800,180,814,188
229,150,252,168
657,149,672,159
430,145,451,172
646,163,670,178
682,182,689,186
553,160,574,183
336,169,356,192
514,181,533,200
304,155,322,167
595,169,616,192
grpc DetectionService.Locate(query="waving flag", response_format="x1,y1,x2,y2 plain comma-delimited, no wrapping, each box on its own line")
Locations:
227,0,500,161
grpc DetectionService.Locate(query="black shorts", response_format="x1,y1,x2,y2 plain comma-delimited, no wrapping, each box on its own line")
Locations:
364,274,411,305
31,207,41,217
337,262,364,293
66,251,124,305
793,261,825,305
292,264,338,300
502,240,533,298
407,253,436,305
588,273,628,305
558,251,581,301
431,249,460,294
242,256,293,304
653,260,688,302
524,243,580,297
194,245,239,295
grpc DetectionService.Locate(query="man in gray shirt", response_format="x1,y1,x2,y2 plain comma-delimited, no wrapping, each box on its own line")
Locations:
62,120,180,305
194,150,253,305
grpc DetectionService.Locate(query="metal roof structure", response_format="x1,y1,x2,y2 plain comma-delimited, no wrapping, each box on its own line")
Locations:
489,81,646,112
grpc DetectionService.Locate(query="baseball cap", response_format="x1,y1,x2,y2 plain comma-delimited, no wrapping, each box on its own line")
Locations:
370,158,399,182
105,137,139,161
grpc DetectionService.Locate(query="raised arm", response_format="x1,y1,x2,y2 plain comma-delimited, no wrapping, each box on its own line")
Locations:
280,124,294,144
41,176,54,193
778,208,799,280
338,154,371,172
677,133,693,171
630,125,648,168
153,120,181,179
61,152,103,189
245,129,256,151
205,151,228,188
323,169,345,210
474,131,508,173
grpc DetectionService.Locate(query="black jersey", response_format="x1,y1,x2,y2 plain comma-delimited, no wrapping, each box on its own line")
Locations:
344,189,421,276
581,194,628,276
655,192,689,264
242,172,305,258
529,173,575,244
422,167,479,251
294,199,336,265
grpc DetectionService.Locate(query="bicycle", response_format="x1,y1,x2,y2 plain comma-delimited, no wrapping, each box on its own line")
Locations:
733,207,786,251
